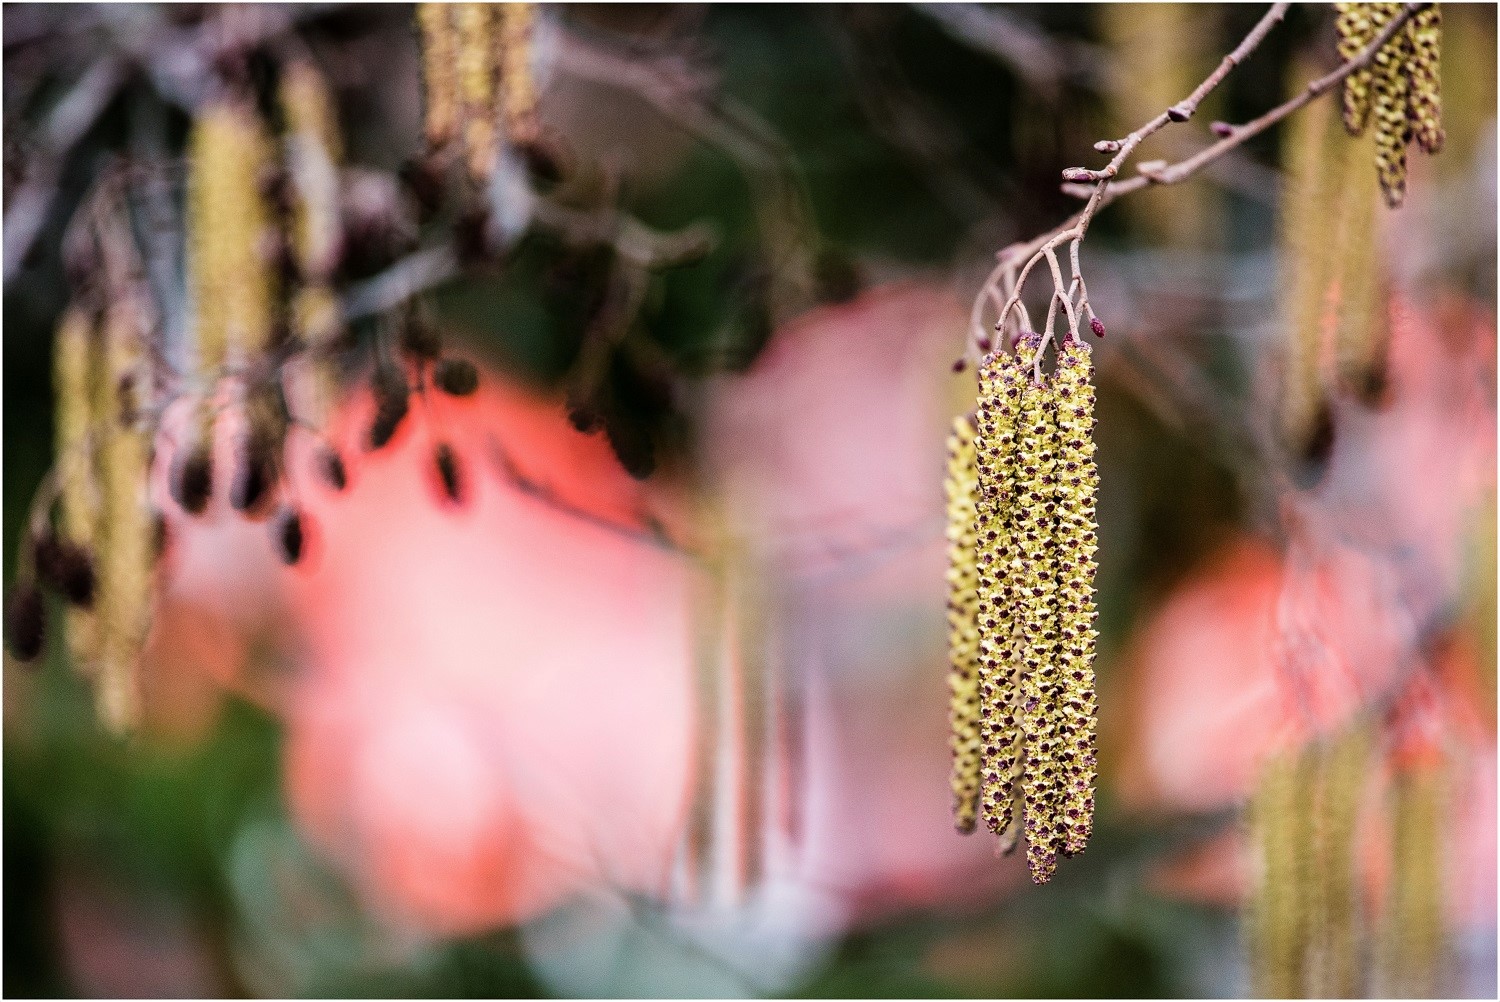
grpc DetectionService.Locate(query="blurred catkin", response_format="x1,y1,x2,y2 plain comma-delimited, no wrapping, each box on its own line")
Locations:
1381,765,1446,997
498,3,540,148
53,305,102,669
188,97,277,369
1249,748,1318,997
456,3,498,179
1310,728,1370,998
417,3,460,149
944,414,983,833
94,299,155,733
1407,6,1445,154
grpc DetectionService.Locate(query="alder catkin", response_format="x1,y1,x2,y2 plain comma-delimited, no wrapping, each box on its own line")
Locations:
1249,748,1317,997
498,3,540,148
54,305,102,667
975,350,1028,848
1381,765,1445,997
94,300,155,733
1406,5,1445,155
417,3,460,150
1370,14,1415,207
1012,358,1063,883
1337,3,1398,135
456,2,498,180
1050,340,1099,856
187,97,277,368
944,413,984,834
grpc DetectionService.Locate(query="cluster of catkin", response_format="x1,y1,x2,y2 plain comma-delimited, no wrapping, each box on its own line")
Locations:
946,336,1099,883
1337,2,1444,207
417,2,540,181
1248,729,1447,998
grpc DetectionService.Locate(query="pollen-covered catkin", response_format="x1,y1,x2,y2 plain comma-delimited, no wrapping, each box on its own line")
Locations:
1406,5,1444,155
944,414,984,833
1011,356,1062,883
1337,3,1399,135
188,97,276,369
1050,340,1098,856
974,350,1028,846
1370,14,1415,207
1310,728,1369,998
280,59,344,286
416,3,460,150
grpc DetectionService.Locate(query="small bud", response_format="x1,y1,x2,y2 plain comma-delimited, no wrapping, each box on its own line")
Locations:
172,446,215,516
1061,167,1095,183
1089,316,1106,339
6,583,45,662
976,336,993,353
1166,104,1191,123
275,508,304,566
434,443,464,505
1093,139,1121,154
1210,120,1234,138
952,358,968,374
434,358,479,396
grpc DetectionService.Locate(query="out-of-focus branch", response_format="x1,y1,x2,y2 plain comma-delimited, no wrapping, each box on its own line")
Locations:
4,56,128,285
910,3,1111,99
551,25,818,311
341,193,719,324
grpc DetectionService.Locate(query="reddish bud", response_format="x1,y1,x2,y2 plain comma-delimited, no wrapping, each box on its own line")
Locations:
1089,316,1106,339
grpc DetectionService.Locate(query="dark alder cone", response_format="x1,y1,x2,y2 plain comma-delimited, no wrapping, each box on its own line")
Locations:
400,317,443,361
369,370,410,450
398,153,446,224
6,583,45,662
230,432,281,515
434,443,464,504
434,358,479,396
275,509,304,566
604,410,656,480
172,445,215,515
318,446,348,491
34,532,96,609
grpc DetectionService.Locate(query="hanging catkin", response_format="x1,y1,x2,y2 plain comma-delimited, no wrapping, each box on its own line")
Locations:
416,3,460,150
54,305,102,670
944,413,984,834
1249,748,1318,997
975,349,1027,849
1050,340,1098,855
1381,764,1445,997
94,298,155,733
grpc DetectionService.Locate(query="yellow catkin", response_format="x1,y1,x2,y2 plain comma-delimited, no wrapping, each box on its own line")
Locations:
187,98,276,370
1337,3,1399,135
974,350,1028,847
54,304,102,670
456,2,498,180
280,58,344,285
1406,5,1444,155
944,414,983,834
1278,62,1341,456
1249,748,1317,997
1330,130,1387,403
95,299,155,734
1310,727,1368,999
1011,345,1062,884
498,2,540,148
1370,12,1415,207
1050,340,1099,856
1381,765,1445,997
417,3,460,150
